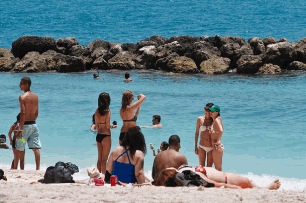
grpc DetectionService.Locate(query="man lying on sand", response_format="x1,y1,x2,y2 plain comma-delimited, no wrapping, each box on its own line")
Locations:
154,165,281,190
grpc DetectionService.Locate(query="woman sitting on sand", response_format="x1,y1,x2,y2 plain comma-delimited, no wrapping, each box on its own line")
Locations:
95,93,117,174
195,103,214,167
105,126,146,184
154,165,281,190
150,141,169,156
119,90,146,145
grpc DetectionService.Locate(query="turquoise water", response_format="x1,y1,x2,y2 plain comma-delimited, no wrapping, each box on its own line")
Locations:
0,71,306,190
1,0,306,49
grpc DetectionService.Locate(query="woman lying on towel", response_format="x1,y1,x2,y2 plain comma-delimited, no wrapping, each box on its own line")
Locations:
154,165,281,190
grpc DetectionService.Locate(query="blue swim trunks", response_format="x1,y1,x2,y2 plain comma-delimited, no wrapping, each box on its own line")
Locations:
16,122,41,151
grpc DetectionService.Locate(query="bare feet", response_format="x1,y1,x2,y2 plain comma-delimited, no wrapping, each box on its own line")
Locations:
263,179,281,190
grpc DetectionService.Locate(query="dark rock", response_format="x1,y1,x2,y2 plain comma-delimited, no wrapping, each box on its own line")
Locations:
108,52,136,70
262,37,278,47
137,46,157,69
11,36,56,59
292,37,306,63
102,43,123,62
68,45,91,57
86,39,110,53
199,57,231,74
157,41,183,55
165,36,200,55
185,41,221,66
165,56,198,73
236,55,263,74
248,37,265,55
137,35,168,49
263,41,294,67
54,54,85,72
213,36,246,49
155,51,179,70
285,61,306,70
256,64,281,74
92,56,109,70
55,37,79,54
0,48,17,71
122,43,138,53
91,47,107,61
279,38,288,42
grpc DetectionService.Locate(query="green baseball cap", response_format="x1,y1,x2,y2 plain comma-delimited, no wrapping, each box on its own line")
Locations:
208,105,220,113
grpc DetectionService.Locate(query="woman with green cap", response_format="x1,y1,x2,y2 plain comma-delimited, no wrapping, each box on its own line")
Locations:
207,104,224,171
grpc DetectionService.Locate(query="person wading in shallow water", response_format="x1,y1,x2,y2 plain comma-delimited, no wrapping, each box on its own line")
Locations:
16,77,41,170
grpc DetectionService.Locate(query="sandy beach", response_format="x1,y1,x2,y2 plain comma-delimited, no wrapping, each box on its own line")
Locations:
0,170,305,203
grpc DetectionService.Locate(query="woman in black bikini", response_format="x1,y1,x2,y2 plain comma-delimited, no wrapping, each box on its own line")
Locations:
119,90,146,145
95,93,117,173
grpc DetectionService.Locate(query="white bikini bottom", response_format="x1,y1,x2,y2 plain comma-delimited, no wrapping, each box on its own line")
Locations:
199,144,213,153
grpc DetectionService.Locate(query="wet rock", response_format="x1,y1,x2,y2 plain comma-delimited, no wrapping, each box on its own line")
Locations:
236,55,263,74
248,37,265,55
55,37,79,54
137,46,157,69
256,63,281,74
91,47,107,61
292,37,306,63
11,36,56,59
155,51,179,70
165,56,198,73
199,57,231,74
285,61,306,70
55,54,85,72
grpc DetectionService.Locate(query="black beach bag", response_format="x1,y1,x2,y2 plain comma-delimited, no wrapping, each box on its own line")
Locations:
42,161,79,183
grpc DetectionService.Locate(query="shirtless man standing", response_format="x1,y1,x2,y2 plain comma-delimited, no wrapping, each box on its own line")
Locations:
15,77,41,170
152,135,188,181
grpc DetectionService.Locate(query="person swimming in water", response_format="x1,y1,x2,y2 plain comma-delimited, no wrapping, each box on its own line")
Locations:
124,72,132,82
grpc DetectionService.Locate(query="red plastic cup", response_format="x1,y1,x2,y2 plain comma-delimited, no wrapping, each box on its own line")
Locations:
110,175,118,186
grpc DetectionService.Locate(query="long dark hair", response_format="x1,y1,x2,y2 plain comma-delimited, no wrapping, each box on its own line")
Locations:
122,126,146,157
98,93,110,116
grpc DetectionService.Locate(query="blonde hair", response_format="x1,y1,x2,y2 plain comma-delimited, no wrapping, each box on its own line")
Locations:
122,90,134,110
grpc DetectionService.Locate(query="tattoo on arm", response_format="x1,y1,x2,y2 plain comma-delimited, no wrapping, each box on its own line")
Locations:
140,159,144,169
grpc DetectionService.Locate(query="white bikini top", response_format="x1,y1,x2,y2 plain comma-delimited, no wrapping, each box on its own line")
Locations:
200,125,213,132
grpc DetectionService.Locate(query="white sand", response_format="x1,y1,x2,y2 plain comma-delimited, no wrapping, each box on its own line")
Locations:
1,170,306,203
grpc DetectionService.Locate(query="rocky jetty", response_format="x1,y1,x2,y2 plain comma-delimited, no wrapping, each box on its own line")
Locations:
1,35,306,74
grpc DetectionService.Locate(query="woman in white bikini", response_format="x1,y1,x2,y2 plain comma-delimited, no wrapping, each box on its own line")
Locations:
195,103,214,167
208,104,224,171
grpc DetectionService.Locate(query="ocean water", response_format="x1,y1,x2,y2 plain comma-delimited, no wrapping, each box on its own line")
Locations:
1,0,306,190
0,71,306,190
1,0,306,49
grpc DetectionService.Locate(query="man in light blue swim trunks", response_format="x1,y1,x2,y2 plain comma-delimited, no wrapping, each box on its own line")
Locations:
15,77,41,170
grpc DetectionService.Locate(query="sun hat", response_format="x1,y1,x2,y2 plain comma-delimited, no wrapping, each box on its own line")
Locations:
208,105,220,113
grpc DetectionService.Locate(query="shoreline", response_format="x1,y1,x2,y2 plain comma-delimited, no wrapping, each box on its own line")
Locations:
1,170,306,203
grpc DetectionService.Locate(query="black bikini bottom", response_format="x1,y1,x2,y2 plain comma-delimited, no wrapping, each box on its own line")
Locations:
96,134,111,143
119,132,127,141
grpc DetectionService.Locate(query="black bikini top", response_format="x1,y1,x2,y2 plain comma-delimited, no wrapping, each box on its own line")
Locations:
123,114,137,122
